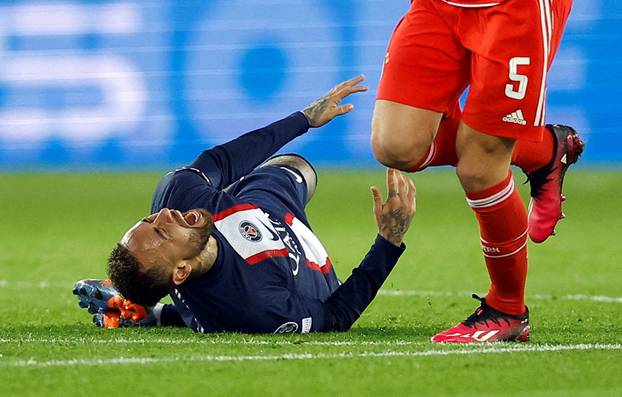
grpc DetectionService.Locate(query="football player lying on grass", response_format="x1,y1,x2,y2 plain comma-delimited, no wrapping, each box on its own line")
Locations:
74,75,417,333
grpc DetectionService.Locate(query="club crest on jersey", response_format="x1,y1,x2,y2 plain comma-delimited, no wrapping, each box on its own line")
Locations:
239,221,262,242
274,321,298,334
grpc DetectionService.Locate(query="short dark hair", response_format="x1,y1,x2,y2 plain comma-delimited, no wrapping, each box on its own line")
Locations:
107,244,171,306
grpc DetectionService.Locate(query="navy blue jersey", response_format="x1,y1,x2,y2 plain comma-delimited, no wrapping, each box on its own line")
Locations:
151,112,405,333
154,165,342,333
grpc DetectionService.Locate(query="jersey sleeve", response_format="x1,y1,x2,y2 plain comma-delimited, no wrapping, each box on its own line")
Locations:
320,235,405,331
187,112,309,190
151,112,309,213
151,169,238,214
245,235,406,333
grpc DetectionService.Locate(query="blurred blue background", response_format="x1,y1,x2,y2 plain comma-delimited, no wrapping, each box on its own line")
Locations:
0,0,619,169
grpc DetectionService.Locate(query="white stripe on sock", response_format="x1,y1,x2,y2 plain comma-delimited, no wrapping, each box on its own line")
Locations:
466,178,515,209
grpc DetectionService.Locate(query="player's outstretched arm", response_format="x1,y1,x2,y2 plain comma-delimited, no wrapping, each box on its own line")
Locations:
371,168,416,246
187,76,367,190
321,168,416,331
302,75,368,128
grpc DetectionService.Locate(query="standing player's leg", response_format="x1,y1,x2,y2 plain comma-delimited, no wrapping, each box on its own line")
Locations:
371,0,468,172
409,104,584,242
439,123,531,343
455,127,526,322
371,102,443,171
431,0,573,343
372,101,464,171
504,0,581,243
395,0,581,243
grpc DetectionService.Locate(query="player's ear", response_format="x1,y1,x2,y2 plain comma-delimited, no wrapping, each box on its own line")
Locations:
172,262,192,285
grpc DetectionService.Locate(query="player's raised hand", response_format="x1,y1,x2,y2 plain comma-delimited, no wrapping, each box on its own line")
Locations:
302,75,368,128
370,168,416,246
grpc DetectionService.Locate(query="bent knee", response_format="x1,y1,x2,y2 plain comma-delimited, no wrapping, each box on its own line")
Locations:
456,161,510,193
455,128,516,192
455,163,487,189
371,101,440,170
262,154,317,202
371,124,434,170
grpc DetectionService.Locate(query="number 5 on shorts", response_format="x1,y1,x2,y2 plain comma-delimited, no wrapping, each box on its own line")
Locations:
505,57,530,100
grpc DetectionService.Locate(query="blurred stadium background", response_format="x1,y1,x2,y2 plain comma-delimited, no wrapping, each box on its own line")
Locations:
2,3,621,394
0,0,619,170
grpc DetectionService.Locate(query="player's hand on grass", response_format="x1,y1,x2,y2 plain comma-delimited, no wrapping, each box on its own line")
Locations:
96,296,156,328
93,306,158,329
92,298,157,329
371,168,416,247
302,75,368,127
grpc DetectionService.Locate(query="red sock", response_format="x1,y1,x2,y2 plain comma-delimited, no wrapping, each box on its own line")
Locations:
407,143,436,172
407,104,460,172
511,128,554,173
429,110,459,167
466,172,528,315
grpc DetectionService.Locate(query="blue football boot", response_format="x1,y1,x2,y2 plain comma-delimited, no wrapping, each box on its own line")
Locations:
72,279,119,314
73,279,156,328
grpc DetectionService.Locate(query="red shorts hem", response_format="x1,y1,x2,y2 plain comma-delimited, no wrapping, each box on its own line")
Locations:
376,94,447,115
461,116,544,143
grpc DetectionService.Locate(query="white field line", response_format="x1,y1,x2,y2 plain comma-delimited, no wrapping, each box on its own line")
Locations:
2,279,621,304
3,344,621,368
0,280,68,289
378,290,622,303
0,337,427,347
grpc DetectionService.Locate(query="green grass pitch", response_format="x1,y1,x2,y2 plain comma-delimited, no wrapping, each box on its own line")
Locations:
1,169,621,396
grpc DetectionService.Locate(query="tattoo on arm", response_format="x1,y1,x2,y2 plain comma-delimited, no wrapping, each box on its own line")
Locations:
303,96,329,127
382,208,410,245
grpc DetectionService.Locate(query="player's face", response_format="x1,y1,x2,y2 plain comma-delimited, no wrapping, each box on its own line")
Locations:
121,208,214,276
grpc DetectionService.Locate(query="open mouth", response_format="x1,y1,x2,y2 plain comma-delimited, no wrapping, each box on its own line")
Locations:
183,210,201,226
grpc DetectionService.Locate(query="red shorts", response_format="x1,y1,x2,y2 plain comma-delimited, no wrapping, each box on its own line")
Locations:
377,0,572,142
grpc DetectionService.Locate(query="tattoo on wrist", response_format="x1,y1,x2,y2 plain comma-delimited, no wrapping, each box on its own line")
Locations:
303,96,329,126
381,208,410,245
